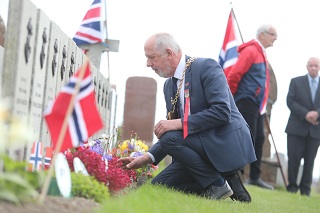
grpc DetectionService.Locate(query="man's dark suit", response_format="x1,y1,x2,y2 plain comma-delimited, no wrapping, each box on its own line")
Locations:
285,74,320,195
148,56,256,194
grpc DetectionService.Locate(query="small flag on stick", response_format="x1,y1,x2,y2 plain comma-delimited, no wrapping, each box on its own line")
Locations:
28,142,43,172
44,147,53,170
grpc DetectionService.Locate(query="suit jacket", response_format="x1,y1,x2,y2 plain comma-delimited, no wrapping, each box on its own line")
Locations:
285,75,320,139
149,56,256,173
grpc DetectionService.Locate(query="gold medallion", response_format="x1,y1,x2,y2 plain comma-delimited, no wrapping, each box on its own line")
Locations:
167,111,178,120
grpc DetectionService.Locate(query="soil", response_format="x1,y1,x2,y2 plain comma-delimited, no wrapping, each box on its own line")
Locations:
0,196,101,213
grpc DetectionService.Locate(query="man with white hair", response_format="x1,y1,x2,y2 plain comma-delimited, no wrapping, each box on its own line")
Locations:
285,57,320,196
227,24,278,190
119,32,256,202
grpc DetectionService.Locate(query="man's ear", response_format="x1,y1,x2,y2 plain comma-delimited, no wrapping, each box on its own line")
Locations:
166,48,173,57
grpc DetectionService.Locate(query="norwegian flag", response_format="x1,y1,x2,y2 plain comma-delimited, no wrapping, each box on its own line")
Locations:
28,142,43,172
73,0,105,46
218,10,242,77
44,147,53,170
44,62,104,152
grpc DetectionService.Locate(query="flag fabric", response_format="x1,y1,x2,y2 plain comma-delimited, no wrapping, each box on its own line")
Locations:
44,62,104,152
73,0,104,46
44,147,53,170
219,10,241,77
260,62,270,114
28,142,43,172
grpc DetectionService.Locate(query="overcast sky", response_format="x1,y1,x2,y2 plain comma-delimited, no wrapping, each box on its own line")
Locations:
1,0,320,179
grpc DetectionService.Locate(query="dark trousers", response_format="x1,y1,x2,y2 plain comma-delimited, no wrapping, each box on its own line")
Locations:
151,131,222,195
287,134,319,195
236,98,265,179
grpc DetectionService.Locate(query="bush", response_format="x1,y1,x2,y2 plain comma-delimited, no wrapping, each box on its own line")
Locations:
0,155,40,204
70,172,110,203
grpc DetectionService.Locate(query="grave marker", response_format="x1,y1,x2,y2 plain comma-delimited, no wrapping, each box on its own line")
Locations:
122,77,157,147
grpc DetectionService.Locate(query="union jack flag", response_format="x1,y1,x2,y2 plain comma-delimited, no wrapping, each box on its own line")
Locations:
218,9,241,77
28,142,43,172
73,0,105,46
44,62,104,152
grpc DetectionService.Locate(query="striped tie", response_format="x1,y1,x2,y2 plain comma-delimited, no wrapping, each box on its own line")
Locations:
172,77,182,117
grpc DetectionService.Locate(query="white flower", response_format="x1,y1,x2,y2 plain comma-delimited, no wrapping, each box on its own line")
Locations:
0,100,33,154
88,140,96,147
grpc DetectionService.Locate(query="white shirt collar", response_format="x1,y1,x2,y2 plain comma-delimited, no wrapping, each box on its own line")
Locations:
308,74,319,83
174,54,186,80
255,39,266,53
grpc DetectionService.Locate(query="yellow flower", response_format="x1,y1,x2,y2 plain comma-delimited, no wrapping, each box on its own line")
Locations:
119,140,129,151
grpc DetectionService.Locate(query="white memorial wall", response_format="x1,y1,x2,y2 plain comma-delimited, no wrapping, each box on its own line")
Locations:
0,0,116,161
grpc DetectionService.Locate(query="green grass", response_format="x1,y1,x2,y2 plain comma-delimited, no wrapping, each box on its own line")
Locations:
96,182,320,213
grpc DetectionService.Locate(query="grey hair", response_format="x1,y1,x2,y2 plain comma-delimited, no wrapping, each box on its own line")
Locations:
153,33,181,54
256,24,273,38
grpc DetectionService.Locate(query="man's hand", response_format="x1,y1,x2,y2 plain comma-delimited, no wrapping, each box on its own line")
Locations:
306,111,319,125
154,119,182,138
117,154,152,170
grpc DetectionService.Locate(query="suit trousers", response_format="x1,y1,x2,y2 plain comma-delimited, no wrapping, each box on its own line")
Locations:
236,98,265,179
287,134,320,194
151,130,222,194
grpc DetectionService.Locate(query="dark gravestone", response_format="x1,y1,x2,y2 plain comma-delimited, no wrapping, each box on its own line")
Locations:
122,77,157,147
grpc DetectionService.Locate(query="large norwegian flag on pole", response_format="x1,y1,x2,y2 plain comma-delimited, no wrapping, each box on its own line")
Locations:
41,60,103,202
218,9,242,77
44,60,103,153
73,0,105,46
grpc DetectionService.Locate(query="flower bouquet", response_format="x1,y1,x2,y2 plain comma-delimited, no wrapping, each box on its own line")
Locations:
65,132,158,194
114,133,158,180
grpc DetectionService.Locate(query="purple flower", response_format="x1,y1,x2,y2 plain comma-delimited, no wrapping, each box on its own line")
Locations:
128,142,134,150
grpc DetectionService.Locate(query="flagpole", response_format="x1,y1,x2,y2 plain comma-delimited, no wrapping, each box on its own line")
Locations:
230,7,244,43
265,116,288,187
103,0,111,80
103,0,108,40
39,58,89,204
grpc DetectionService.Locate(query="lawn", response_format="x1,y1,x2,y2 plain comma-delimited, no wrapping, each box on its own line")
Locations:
97,182,320,213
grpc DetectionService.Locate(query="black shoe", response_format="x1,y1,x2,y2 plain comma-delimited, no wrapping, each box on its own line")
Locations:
300,188,310,197
248,178,274,190
226,172,251,203
201,181,233,200
286,184,298,194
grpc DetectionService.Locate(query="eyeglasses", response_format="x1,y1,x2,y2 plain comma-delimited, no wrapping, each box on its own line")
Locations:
264,31,278,37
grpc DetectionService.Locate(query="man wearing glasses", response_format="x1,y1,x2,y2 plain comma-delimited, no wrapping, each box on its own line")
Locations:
227,24,278,190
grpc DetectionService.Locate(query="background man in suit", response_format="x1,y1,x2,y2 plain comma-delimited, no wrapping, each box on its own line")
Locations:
227,24,277,190
285,57,320,196
119,33,256,202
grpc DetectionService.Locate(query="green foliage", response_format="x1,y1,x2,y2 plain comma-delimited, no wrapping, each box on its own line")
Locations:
2,155,45,190
97,183,320,213
70,172,110,203
0,155,40,204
